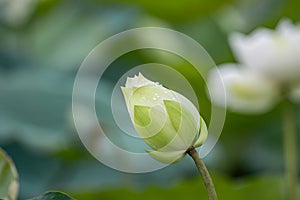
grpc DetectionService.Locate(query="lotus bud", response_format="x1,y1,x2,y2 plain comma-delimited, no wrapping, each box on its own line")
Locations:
121,73,207,164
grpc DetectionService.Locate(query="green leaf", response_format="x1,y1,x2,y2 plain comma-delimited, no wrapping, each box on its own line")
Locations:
29,191,75,200
0,148,18,200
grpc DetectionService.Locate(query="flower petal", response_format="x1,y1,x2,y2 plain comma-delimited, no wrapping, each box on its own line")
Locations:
133,105,185,151
121,86,134,105
134,105,167,139
125,73,158,88
134,105,151,127
229,20,300,83
164,100,199,148
172,91,200,130
164,100,181,132
207,64,280,114
146,149,186,164
194,116,208,148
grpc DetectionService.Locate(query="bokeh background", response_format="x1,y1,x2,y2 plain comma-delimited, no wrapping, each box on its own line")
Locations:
0,0,300,199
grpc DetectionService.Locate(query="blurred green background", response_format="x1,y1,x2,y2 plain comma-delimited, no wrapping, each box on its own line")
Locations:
0,0,300,199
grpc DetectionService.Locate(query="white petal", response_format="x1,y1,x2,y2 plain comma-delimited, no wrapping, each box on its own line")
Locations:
229,20,300,83
277,18,300,42
207,64,280,114
229,29,273,72
125,73,158,88
121,86,133,104
146,149,186,164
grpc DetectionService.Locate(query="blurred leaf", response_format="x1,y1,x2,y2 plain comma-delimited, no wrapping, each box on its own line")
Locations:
281,0,300,21
22,1,137,70
72,175,286,200
0,68,73,152
102,0,235,22
29,191,75,200
0,148,18,200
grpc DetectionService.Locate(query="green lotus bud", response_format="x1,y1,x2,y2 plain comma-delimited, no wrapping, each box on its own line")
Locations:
121,73,207,164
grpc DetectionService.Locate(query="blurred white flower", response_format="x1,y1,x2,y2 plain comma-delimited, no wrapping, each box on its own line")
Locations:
208,64,279,114
208,19,300,113
122,73,207,164
230,19,300,83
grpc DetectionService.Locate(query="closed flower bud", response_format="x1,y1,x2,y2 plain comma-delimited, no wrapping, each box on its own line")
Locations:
121,73,207,164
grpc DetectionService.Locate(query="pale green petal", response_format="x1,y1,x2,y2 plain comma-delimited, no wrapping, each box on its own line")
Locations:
164,100,199,149
172,91,200,130
194,117,208,148
153,133,193,153
140,115,189,151
130,85,175,107
142,118,182,151
146,149,186,164
134,105,167,139
135,105,187,151
164,100,181,132
134,105,151,127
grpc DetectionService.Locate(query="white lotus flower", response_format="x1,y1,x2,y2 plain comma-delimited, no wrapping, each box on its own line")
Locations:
121,73,208,164
208,19,300,114
230,19,300,83
207,64,280,114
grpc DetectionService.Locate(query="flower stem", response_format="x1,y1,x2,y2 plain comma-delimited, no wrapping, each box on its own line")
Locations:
187,147,218,200
282,102,298,200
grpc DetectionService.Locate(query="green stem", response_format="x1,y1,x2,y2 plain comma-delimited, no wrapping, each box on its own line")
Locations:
187,147,218,200
283,102,298,200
